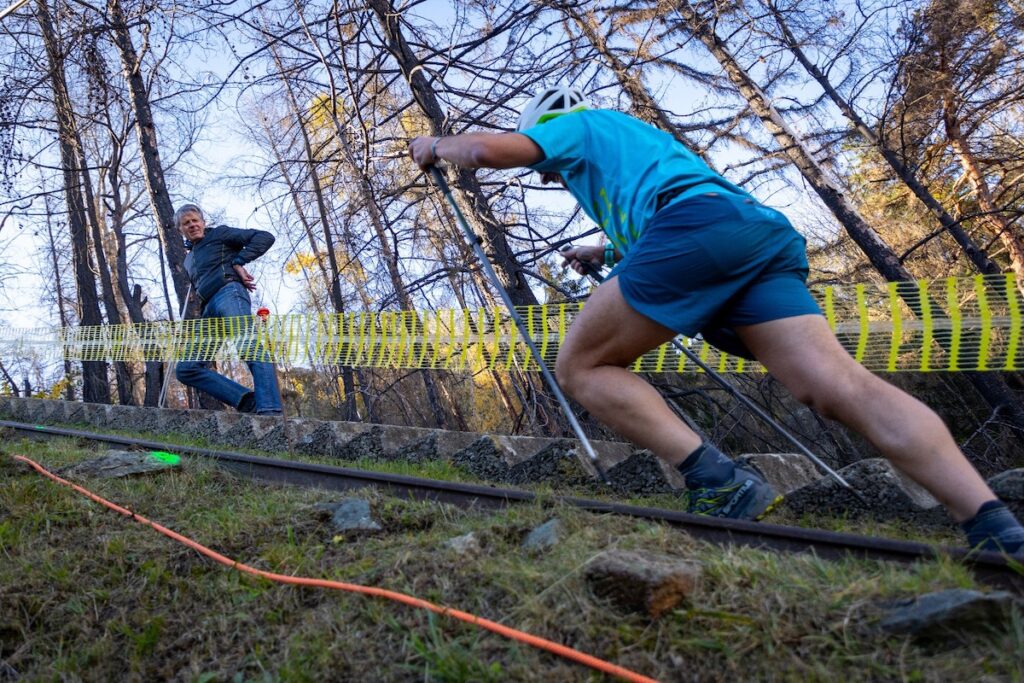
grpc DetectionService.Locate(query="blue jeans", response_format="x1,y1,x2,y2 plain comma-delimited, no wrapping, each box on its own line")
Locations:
175,282,283,415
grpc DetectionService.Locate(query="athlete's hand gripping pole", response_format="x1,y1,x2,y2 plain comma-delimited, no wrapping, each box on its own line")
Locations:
567,249,865,500
427,165,612,486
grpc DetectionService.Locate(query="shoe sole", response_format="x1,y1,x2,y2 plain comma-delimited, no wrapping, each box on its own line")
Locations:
716,469,783,521
686,470,784,521
753,493,785,521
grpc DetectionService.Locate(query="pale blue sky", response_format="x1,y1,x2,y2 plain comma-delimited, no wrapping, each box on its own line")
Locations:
0,0,872,331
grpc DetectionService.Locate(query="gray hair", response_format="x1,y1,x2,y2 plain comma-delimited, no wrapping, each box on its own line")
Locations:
174,203,204,229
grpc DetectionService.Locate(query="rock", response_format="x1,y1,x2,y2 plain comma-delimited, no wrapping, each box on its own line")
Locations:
82,403,107,428
328,499,382,533
246,415,290,452
444,532,481,555
878,589,1019,641
106,405,144,430
607,451,676,496
61,449,180,479
310,501,340,517
157,408,195,437
2,397,22,420
585,550,702,617
334,426,386,461
291,419,338,457
507,442,593,487
22,398,47,422
737,453,822,495
989,469,1024,500
185,410,223,444
394,433,440,464
783,458,947,525
63,401,85,424
130,404,164,435
219,414,256,448
988,469,1024,521
522,518,562,552
451,436,511,482
27,398,60,424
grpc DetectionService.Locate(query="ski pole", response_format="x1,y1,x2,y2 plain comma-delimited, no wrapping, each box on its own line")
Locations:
569,254,862,497
427,166,612,485
158,284,192,409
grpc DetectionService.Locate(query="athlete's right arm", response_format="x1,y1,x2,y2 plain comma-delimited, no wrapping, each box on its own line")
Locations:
409,133,543,170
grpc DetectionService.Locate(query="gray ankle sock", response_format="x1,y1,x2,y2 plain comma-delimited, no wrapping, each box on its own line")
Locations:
961,501,1024,553
676,443,736,489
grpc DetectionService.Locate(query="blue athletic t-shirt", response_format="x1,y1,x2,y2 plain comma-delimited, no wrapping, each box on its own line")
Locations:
522,109,750,254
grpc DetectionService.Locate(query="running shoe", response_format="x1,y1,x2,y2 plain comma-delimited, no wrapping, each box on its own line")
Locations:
685,465,782,520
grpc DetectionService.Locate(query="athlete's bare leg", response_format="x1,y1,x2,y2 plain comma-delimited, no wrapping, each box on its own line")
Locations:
736,314,994,521
555,276,701,465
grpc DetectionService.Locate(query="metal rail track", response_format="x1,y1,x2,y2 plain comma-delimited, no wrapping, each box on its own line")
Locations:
3,419,1022,594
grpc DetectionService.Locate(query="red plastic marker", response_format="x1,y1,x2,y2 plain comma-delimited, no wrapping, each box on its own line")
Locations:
256,306,270,321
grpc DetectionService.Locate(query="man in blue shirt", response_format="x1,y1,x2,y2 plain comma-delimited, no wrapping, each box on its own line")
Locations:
408,86,1023,553
175,203,283,416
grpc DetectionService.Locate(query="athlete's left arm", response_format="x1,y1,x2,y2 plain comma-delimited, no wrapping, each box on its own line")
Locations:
409,133,543,170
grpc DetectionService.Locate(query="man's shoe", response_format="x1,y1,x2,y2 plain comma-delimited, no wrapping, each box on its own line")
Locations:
685,465,782,521
237,392,256,413
962,501,1024,556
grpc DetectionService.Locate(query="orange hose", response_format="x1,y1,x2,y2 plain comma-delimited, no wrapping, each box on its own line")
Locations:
13,454,659,683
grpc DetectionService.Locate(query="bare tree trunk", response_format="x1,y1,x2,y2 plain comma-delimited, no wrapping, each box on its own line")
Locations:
73,135,134,404
942,99,1024,290
36,0,109,403
366,0,578,435
560,4,711,163
765,0,999,276
281,26,452,430
43,198,76,401
676,2,908,278
130,286,164,406
366,0,538,308
105,151,163,405
259,113,364,421
674,0,1024,440
422,195,522,429
107,0,192,315
0,361,19,397
265,45,380,422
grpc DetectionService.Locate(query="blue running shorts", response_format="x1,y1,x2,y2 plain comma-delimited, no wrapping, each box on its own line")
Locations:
613,192,822,358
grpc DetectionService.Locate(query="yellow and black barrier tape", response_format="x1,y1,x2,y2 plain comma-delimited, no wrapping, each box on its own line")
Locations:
1,274,1022,374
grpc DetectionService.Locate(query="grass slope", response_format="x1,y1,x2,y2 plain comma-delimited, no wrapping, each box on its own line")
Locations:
1,436,1021,682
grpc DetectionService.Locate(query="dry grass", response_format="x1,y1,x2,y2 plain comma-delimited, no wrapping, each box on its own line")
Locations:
1,436,1022,682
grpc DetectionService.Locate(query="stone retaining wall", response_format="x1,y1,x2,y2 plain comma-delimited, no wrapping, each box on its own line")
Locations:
0,397,683,493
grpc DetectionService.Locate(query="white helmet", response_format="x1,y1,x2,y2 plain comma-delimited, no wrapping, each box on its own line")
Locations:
516,85,591,132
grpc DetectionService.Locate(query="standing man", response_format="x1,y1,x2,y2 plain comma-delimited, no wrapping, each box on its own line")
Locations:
174,203,283,416
408,86,1024,553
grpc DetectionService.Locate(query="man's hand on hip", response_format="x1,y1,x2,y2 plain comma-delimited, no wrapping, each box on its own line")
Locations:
233,264,257,291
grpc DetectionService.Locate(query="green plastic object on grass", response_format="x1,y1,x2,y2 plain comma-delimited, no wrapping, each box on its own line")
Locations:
148,451,181,466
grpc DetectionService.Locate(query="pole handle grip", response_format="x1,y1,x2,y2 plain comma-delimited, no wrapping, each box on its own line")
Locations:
428,164,448,192
559,245,605,283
